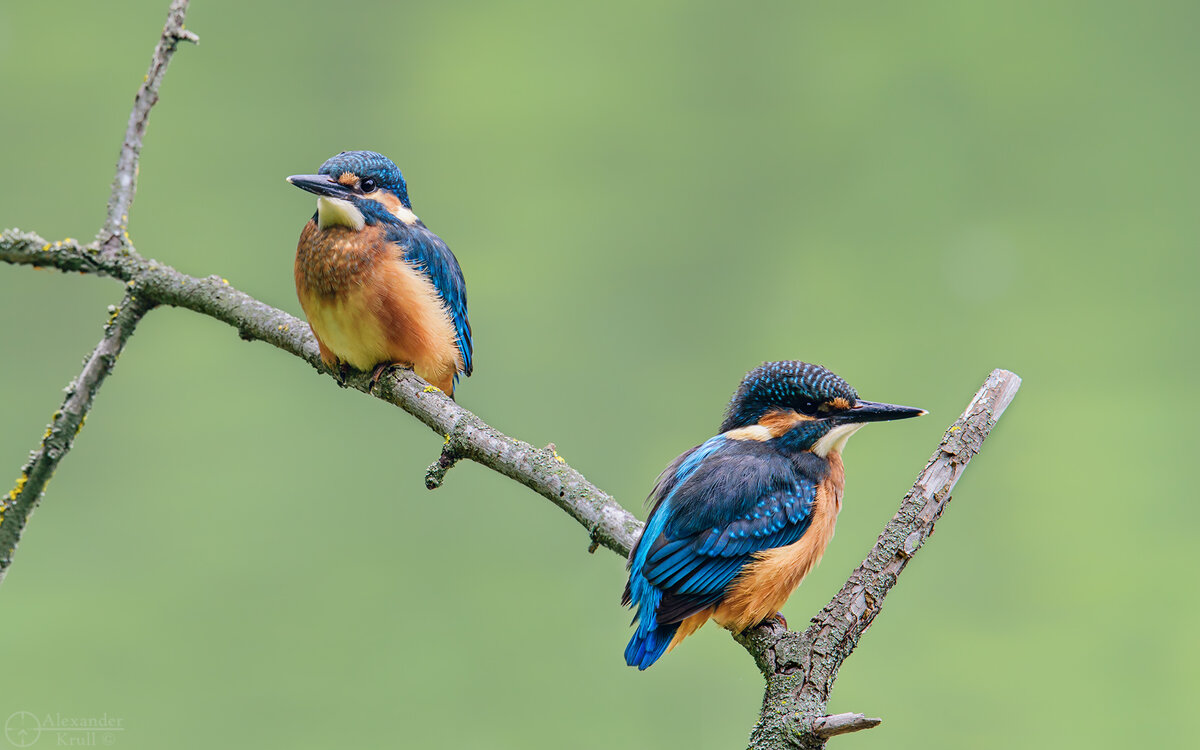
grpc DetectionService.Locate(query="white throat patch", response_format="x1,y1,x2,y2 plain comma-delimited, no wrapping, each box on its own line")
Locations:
317,197,365,231
812,423,864,458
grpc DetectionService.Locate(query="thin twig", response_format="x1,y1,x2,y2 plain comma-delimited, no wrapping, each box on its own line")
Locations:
0,291,154,583
98,0,197,254
2,0,195,581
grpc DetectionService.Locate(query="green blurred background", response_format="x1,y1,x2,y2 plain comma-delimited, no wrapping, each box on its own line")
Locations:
2,1,1196,747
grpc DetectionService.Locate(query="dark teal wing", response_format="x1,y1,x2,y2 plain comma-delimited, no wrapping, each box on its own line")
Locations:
643,476,817,624
624,437,818,623
622,436,819,668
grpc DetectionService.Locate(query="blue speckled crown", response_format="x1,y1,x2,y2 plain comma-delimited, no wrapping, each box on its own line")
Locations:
317,150,410,207
720,361,857,431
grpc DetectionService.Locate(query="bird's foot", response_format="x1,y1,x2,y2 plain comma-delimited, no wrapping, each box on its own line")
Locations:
368,362,413,394
765,611,788,631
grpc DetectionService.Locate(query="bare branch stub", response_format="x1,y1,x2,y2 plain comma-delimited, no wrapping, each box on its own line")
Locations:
425,424,466,490
0,292,154,583
98,0,197,254
812,713,882,739
424,447,462,490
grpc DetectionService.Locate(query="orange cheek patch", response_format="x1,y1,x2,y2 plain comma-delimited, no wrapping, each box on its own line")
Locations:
758,409,813,438
337,172,358,187
830,397,851,410
374,192,402,211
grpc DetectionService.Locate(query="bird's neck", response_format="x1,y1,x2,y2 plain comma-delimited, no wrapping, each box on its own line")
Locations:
776,445,838,491
822,450,846,501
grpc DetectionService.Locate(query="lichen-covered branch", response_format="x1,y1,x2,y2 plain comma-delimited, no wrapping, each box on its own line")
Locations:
0,291,153,583
98,0,198,254
736,368,1021,750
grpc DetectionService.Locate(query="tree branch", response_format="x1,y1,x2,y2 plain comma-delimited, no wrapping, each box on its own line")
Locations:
0,227,643,572
98,0,198,254
736,368,1021,750
0,291,154,584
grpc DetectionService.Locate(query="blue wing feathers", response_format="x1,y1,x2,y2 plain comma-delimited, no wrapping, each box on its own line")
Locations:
386,224,473,378
622,437,728,669
677,557,744,595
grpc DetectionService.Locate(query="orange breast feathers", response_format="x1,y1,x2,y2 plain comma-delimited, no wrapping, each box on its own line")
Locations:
667,453,847,651
294,222,463,394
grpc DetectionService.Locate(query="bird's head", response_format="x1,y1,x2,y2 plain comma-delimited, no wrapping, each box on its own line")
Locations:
720,361,925,457
287,150,417,231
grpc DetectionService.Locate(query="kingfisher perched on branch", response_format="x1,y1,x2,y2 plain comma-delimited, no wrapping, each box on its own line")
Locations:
288,151,472,396
622,361,924,670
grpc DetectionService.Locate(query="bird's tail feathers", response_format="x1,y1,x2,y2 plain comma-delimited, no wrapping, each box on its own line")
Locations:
624,620,679,671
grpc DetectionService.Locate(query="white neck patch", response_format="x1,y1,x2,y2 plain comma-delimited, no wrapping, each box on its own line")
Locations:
812,423,864,458
390,204,419,225
317,197,365,231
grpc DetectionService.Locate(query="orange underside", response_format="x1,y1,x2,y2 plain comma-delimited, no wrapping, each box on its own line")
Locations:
295,224,462,394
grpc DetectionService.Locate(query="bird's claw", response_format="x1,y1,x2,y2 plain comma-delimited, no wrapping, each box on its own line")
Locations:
368,364,391,394
368,362,413,394
329,361,350,388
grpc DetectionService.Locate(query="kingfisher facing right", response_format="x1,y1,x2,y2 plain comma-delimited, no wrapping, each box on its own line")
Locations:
622,361,925,670
289,151,472,396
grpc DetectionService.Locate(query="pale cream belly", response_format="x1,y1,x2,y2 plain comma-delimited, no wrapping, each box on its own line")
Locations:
305,285,393,371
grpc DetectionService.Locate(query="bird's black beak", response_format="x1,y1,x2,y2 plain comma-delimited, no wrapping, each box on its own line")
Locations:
286,174,357,200
836,400,927,424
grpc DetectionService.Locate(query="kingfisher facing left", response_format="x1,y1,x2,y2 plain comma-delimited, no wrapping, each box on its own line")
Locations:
622,361,925,670
289,151,472,396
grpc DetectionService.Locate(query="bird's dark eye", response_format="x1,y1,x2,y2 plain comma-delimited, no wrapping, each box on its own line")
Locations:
360,178,377,193
794,399,820,415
